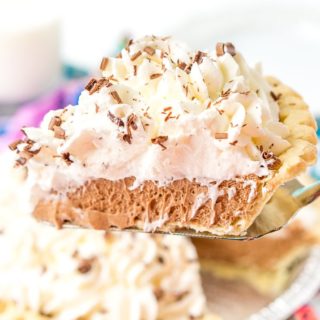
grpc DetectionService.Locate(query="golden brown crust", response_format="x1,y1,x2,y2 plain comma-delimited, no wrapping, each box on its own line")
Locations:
32,78,317,235
192,221,318,269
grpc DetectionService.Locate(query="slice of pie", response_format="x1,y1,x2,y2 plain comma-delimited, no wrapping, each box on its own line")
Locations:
11,36,317,236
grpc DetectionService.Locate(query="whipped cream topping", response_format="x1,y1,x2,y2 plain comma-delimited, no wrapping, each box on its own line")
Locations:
0,153,206,320
14,36,290,198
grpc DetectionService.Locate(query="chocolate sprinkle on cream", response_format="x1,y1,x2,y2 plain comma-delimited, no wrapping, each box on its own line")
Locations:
85,78,97,92
15,157,27,167
215,132,228,139
48,116,62,131
194,51,206,64
25,143,41,155
151,136,168,150
130,50,142,61
150,73,162,80
110,91,122,104
225,42,236,56
122,134,132,144
53,126,66,139
216,42,225,57
261,150,282,170
108,111,125,127
230,140,238,146
216,42,236,57
77,258,95,274
89,78,112,95
270,91,282,101
121,114,138,144
178,61,187,70
19,150,33,160
8,139,23,151
144,46,155,55
267,157,282,170
61,152,73,166
127,114,138,131
99,57,109,71
164,112,173,122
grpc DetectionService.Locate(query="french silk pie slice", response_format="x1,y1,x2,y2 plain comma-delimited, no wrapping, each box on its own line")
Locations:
10,36,317,236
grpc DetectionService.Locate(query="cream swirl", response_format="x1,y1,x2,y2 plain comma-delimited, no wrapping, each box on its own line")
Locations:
0,153,206,320
16,35,290,197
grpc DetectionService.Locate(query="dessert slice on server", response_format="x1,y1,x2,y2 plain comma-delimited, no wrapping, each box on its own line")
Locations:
11,36,317,236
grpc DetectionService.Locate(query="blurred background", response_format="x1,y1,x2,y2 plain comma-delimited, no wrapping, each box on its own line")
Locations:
1,0,320,109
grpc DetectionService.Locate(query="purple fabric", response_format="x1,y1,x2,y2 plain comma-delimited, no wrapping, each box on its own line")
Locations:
0,79,86,150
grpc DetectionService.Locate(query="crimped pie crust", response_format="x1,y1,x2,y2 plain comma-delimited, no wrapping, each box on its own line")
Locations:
33,78,317,236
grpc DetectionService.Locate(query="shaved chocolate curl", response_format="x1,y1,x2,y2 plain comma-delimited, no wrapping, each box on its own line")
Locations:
144,46,155,56
216,43,225,57
8,139,23,151
85,78,97,92
150,73,162,80
108,111,125,127
99,57,109,71
130,50,142,61
110,91,122,104
151,136,168,150
54,126,66,139
215,132,228,139
216,42,236,57
48,116,62,131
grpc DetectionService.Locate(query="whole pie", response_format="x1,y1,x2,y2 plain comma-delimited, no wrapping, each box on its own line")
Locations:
11,36,317,236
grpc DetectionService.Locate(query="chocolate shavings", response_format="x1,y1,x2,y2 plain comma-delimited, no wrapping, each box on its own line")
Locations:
270,91,282,101
108,111,125,127
54,126,65,139
215,132,228,139
216,42,236,57
48,116,62,131
61,152,73,166
150,73,162,80
85,78,97,92
130,50,142,61
110,91,122,104
122,114,138,144
99,57,109,71
77,258,95,274
194,51,206,64
151,136,168,150
8,139,23,151
144,46,155,55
